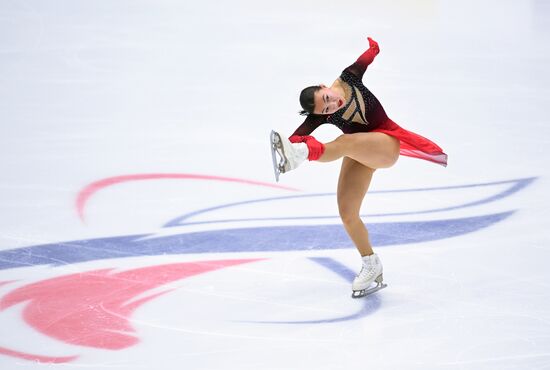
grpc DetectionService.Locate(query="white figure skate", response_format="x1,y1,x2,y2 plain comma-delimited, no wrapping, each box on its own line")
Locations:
270,130,308,182
352,253,387,298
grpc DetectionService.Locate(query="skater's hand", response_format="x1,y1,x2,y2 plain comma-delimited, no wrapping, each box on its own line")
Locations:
289,135,307,144
289,135,324,161
367,37,380,55
356,37,379,65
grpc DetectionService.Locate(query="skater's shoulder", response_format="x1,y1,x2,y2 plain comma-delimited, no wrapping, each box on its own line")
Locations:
340,65,365,85
302,112,328,123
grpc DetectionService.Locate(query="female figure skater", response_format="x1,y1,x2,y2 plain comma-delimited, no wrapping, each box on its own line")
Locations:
271,36,447,298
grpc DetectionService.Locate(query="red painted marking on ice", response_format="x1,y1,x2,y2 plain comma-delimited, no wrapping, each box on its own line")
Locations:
0,346,78,363
76,173,299,222
0,259,261,352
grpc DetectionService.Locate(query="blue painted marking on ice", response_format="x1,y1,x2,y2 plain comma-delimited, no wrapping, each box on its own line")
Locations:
163,178,535,228
162,193,334,227
0,212,514,270
0,234,150,270
242,257,381,324
309,257,356,282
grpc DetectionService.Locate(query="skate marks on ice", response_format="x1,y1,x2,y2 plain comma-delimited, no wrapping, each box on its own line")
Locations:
0,175,537,364
0,256,382,365
241,257,383,325
0,175,540,366
0,177,535,271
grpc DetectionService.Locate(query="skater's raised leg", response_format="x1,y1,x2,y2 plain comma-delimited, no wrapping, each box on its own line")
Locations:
320,132,400,169
272,131,400,178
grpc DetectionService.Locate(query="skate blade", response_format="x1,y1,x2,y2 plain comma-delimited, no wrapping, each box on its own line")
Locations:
269,130,286,182
351,282,387,299
270,131,280,182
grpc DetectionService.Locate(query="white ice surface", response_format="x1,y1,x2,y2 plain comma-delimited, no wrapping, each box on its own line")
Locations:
1,0,550,369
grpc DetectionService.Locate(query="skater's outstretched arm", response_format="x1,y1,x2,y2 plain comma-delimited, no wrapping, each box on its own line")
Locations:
344,37,380,79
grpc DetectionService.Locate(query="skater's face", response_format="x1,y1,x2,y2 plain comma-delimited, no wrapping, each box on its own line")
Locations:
313,85,345,115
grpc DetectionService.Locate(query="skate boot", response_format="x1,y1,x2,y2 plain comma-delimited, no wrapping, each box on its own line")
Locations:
351,253,387,298
270,130,308,181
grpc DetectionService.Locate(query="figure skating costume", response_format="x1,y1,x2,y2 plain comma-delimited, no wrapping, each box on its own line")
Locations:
269,38,447,298
289,39,448,167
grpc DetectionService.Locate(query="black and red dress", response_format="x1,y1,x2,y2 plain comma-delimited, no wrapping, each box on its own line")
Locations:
290,39,448,167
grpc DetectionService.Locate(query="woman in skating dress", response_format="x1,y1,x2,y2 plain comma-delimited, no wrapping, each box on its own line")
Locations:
271,36,447,298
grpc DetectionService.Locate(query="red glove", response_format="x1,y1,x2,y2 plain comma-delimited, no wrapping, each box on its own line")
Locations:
356,37,380,66
367,37,380,54
289,135,325,161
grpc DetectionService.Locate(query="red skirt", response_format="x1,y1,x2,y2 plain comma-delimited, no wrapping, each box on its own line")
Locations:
372,119,448,167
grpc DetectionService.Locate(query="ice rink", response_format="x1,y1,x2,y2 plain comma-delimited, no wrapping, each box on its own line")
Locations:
1,0,550,369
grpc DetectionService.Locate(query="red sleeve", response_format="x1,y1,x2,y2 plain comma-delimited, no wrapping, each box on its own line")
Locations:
289,114,326,139
288,115,327,161
344,37,380,79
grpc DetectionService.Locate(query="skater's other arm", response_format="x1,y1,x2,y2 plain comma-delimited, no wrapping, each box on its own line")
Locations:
289,114,326,160
344,37,380,79
289,114,325,139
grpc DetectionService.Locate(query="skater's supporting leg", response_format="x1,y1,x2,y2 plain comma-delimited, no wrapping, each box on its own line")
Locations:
337,157,375,257
319,132,400,169
337,158,385,296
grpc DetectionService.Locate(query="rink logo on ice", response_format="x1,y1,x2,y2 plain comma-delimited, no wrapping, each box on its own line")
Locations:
0,176,535,270
0,175,536,362
0,259,260,363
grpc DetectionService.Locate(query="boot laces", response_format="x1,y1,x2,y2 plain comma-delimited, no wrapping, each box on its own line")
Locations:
357,261,376,280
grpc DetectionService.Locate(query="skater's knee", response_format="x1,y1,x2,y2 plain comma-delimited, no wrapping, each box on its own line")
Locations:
338,204,361,226
375,135,400,168
334,133,353,147
379,149,399,168
385,136,400,165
